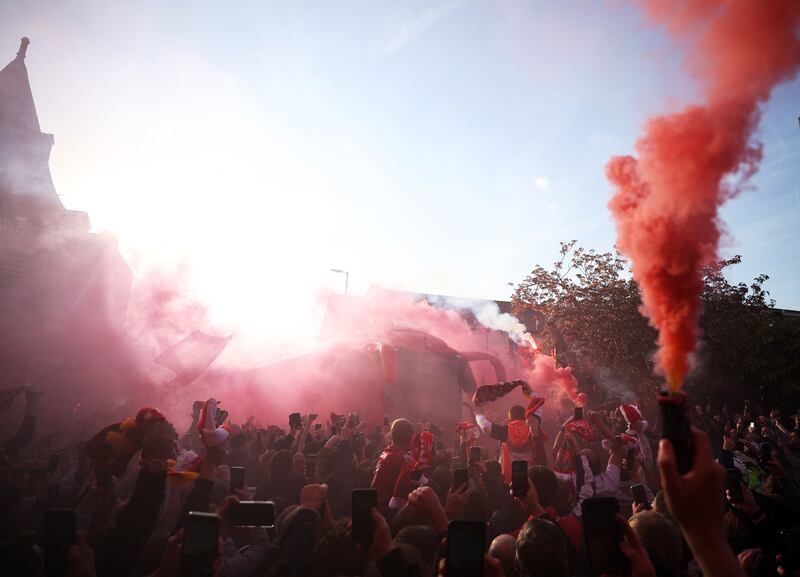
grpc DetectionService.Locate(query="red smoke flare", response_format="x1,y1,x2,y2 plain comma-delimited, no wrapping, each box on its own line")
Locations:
606,0,800,392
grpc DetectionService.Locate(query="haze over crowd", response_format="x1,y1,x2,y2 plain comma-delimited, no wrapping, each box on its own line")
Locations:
1,0,798,360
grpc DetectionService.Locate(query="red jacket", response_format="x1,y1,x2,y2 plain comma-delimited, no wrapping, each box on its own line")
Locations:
371,445,406,513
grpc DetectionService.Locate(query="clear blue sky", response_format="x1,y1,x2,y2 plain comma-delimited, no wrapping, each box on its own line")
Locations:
2,0,798,345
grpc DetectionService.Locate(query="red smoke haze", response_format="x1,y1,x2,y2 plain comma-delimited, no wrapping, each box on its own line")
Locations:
606,0,800,391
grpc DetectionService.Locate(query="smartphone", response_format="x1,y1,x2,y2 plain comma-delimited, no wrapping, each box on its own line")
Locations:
469,446,482,466
725,469,744,504
230,466,245,494
351,489,377,544
289,413,302,430
215,409,229,427
574,406,584,421
44,509,77,577
759,442,772,465
631,483,650,509
581,497,627,574
781,528,800,574
48,453,60,474
453,467,469,491
231,501,275,527
445,520,486,577
511,461,528,498
181,512,220,575
384,415,390,427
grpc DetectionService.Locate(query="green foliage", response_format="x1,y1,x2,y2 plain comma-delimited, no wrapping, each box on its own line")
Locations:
510,243,800,408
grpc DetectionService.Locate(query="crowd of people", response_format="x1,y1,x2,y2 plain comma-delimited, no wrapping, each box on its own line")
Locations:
1,382,799,577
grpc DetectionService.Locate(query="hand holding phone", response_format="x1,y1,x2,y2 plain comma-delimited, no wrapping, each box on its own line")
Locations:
351,489,377,544
445,520,486,577
631,483,650,510
581,497,627,574
511,461,528,498
453,467,469,492
289,413,302,430
230,466,245,494
231,501,275,528
181,512,220,575
469,446,482,466
725,469,744,504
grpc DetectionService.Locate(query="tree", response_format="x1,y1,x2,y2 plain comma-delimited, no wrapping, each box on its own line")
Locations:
511,242,800,410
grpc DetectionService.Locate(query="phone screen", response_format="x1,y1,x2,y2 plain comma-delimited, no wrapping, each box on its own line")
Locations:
446,520,486,577
351,489,377,544
44,509,77,576
782,528,800,573
232,501,275,527
453,467,468,491
469,446,481,466
230,466,245,493
289,413,302,429
182,512,220,568
512,461,528,498
581,497,627,574
574,406,584,421
631,483,649,508
725,469,744,504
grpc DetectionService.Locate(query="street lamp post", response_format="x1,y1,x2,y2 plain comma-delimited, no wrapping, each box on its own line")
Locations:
330,268,349,295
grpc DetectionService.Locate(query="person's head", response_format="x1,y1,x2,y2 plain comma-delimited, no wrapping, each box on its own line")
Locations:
394,525,439,568
509,405,526,421
516,518,569,577
270,449,293,477
789,431,800,452
311,518,369,577
630,510,684,577
390,419,414,449
489,534,518,577
485,460,502,479
652,490,669,516
528,466,558,508
230,433,247,450
292,453,306,477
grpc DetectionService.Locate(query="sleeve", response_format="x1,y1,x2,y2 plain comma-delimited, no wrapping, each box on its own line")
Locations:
475,412,508,442
372,454,398,514
217,533,272,577
572,455,595,517
95,469,167,577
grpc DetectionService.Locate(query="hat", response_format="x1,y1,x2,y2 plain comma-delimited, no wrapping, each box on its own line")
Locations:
565,419,595,442
620,404,648,435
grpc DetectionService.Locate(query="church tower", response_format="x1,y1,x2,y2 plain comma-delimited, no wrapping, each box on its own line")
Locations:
0,37,63,219
0,38,133,400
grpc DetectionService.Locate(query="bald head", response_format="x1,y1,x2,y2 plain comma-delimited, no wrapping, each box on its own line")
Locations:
489,534,517,577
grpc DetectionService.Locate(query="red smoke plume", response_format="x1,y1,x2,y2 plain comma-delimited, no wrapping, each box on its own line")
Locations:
606,0,800,392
